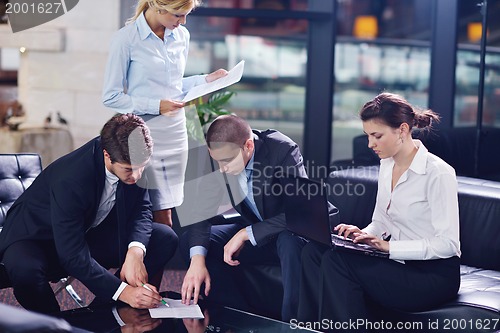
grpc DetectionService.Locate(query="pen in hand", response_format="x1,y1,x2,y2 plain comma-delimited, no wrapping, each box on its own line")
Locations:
142,284,169,307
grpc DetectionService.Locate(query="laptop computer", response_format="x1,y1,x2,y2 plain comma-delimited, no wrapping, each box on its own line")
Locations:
281,176,389,258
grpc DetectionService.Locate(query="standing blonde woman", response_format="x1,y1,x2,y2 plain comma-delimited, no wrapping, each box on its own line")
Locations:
103,0,227,227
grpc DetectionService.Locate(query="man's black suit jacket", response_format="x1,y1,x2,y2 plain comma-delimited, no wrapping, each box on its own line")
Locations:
0,137,153,299
187,129,308,249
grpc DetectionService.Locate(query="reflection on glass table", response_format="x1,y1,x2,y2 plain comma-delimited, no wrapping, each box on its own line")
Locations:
56,291,318,333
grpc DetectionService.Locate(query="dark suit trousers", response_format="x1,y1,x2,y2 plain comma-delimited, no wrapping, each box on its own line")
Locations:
180,220,306,322
2,212,177,314
298,242,460,329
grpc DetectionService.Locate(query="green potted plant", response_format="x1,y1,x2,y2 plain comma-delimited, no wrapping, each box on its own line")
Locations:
186,90,235,142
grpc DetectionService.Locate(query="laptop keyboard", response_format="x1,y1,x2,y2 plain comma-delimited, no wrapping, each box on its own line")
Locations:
331,233,355,246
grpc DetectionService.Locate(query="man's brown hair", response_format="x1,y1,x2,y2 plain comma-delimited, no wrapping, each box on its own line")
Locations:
100,113,153,165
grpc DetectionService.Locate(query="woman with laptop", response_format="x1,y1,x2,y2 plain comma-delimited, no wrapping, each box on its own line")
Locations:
297,92,461,327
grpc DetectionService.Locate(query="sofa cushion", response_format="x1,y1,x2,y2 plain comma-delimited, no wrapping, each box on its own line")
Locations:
460,266,500,294
352,134,380,166
327,166,379,228
459,265,500,315
456,184,500,270
370,295,500,331
418,127,478,177
0,154,42,288
0,154,42,228
419,127,500,180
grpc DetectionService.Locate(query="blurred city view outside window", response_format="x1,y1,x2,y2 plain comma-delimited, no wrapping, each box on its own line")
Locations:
198,0,308,11
455,0,500,128
331,0,434,160
186,0,438,161
186,0,500,162
185,0,309,147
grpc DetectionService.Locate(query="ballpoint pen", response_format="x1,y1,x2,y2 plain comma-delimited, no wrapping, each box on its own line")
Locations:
142,284,169,307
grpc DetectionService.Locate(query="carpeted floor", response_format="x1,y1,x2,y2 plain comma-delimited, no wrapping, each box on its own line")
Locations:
0,268,186,311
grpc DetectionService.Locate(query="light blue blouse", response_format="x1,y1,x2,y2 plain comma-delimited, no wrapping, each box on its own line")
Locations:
102,11,206,115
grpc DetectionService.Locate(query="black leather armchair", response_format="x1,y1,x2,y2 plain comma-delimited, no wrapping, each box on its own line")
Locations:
0,153,85,308
0,154,42,289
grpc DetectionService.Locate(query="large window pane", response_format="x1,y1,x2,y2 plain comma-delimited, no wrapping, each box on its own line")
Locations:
336,0,432,40
331,0,433,162
185,16,308,146
455,0,500,128
199,0,309,11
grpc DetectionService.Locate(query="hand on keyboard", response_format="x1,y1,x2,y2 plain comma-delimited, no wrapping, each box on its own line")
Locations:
332,233,354,243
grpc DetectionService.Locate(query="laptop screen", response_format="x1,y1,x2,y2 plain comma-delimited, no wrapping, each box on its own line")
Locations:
281,176,389,258
281,176,338,246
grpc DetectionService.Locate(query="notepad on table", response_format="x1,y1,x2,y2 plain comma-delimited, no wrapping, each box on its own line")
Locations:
148,298,204,319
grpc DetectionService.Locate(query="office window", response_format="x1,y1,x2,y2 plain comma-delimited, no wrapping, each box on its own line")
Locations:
200,0,308,10
118,0,310,147
185,15,308,147
331,0,433,162
455,0,500,128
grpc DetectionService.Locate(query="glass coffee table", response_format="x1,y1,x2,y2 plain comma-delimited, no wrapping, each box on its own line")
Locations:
56,291,318,333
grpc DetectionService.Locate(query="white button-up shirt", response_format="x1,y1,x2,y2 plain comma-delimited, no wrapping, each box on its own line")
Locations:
91,168,119,229
363,140,461,261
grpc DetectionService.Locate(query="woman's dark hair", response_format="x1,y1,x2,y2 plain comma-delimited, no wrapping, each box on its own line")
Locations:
100,113,153,165
359,92,440,130
206,114,252,149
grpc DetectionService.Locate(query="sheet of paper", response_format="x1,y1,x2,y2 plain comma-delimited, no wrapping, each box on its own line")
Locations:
148,298,204,319
182,60,245,102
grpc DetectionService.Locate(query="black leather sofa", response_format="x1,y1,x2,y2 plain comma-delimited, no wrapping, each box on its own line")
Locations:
328,166,500,332
234,165,500,330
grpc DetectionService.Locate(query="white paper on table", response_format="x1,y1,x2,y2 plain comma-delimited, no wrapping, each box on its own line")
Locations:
182,60,245,103
148,298,204,319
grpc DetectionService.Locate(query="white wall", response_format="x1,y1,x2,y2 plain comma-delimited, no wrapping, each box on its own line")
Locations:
1,0,122,149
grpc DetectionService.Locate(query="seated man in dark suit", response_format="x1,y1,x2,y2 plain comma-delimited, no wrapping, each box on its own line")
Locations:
0,113,178,314
179,115,310,322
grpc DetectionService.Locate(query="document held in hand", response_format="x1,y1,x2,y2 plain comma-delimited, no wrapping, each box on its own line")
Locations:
148,298,204,319
182,60,245,103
